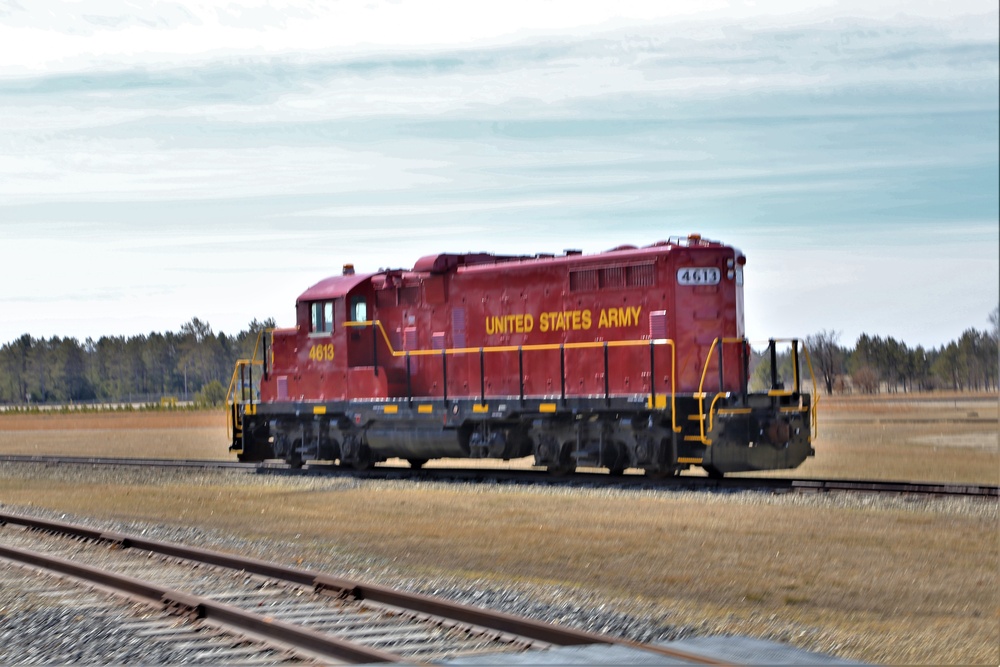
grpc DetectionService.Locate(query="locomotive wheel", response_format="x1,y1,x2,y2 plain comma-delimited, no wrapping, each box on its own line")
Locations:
607,467,625,477
286,439,303,469
340,437,373,471
703,465,725,479
407,458,428,470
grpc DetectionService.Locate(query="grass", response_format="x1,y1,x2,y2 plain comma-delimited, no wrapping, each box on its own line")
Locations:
0,410,229,460
0,393,997,664
744,392,998,484
0,394,996,484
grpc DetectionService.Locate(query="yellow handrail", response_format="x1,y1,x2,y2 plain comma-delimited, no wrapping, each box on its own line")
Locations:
227,322,819,448
694,337,746,445
760,337,820,438
318,320,682,432
226,328,272,441
802,345,820,437
346,319,668,356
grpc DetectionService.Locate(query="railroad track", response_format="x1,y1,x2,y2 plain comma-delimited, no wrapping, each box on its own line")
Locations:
0,510,725,665
1,454,997,498
0,563,303,665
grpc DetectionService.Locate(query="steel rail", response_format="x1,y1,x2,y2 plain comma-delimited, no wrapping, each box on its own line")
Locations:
0,510,727,665
1,454,996,498
0,454,253,469
0,541,402,664
787,478,999,496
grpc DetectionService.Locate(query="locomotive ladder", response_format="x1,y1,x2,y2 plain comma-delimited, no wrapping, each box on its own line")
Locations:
227,329,271,443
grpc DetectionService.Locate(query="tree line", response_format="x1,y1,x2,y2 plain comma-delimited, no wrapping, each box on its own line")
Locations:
1,308,997,406
0,318,274,406
757,307,999,395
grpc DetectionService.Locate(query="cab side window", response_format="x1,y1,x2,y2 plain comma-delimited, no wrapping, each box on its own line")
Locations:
311,301,334,333
350,296,368,323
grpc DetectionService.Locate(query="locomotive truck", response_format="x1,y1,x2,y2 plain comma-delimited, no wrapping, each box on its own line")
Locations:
227,234,817,477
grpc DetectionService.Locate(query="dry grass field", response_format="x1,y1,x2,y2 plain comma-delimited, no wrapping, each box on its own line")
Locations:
0,392,996,483
0,394,997,665
749,393,999,484
0,410,231,460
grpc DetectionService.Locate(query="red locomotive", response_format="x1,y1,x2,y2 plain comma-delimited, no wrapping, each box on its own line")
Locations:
228,234,816,476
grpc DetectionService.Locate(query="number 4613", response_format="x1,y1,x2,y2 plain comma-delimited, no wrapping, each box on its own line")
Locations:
308,343,335,362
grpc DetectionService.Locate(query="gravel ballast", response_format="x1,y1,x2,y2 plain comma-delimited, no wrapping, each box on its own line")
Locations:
0,462,996,665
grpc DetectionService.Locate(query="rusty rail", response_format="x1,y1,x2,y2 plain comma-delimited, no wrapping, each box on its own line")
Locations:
0,541,401,663
0,455,997,497
0,510,727,665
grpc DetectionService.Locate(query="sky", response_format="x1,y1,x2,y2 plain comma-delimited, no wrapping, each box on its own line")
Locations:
1,0,997,350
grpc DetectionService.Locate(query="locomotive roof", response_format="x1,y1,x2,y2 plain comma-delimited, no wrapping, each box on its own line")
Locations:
297,235,739,302
296,272,375,303
411,252,533,273
409,248,663,274
411,237,738,274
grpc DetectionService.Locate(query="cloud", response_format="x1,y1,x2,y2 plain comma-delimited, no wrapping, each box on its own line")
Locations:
0,2,995,345
0,0,200,34
1,1,997,75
